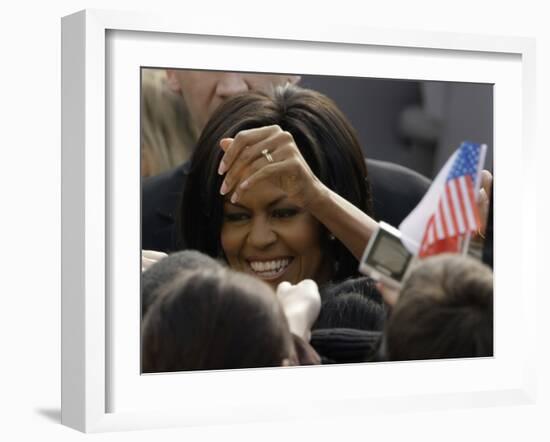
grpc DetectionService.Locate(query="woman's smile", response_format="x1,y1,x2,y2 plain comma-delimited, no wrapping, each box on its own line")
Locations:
246,257,294,281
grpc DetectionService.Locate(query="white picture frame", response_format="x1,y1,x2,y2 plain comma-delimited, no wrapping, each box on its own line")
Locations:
61,9,537,433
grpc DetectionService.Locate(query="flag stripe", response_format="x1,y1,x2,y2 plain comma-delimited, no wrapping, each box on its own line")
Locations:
441,190,455,236
448,180,466,233
445,185,460,235
454,177,470,231
459,176,477,230
438,202,450,239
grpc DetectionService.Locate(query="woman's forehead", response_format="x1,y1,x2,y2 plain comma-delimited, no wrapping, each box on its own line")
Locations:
224,181,289,209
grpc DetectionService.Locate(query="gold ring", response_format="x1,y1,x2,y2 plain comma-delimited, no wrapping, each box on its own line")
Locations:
261,148,274,163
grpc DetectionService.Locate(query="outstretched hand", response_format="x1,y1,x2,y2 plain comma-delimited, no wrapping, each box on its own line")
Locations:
478,169,493,235
276,279,321,342
217,125,324,209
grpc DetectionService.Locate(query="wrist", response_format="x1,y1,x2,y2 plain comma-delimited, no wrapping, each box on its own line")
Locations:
303,179,330,213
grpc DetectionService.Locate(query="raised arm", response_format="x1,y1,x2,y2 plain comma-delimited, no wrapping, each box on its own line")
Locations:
217,125,378,261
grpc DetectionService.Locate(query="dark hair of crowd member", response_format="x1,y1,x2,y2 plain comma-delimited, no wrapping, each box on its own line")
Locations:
314,276,385,331
141,250,223,318
308,276,385,364
142,268,297,373
178,84,373,283
385,254,493,361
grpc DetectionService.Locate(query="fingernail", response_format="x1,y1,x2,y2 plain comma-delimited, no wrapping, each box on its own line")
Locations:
220,138,233,151
220,181,228,195
218,160,226,175
240,180,249,189
230,192,239,203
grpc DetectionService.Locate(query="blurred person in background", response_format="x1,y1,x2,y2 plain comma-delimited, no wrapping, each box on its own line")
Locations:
141,69,196,176
141,68,300,176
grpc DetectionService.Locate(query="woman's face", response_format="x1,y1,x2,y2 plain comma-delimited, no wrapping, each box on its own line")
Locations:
221,180,328,288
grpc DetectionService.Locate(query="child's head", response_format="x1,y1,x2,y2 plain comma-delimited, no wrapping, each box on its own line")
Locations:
314,276,385,332
385,254,493,361
141,250,223,317
142,266,297,372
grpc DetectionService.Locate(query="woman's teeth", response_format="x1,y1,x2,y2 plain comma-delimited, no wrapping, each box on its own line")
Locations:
249,258,291,276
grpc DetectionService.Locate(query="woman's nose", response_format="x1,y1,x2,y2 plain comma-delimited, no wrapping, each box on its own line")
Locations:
215,74,250,99
247,218,277,249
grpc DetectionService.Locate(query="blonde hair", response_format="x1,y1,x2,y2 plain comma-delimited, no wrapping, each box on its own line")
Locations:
141,69,198,176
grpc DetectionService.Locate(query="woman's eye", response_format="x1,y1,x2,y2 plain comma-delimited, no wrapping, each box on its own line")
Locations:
272,208,298,219
224,212,250,222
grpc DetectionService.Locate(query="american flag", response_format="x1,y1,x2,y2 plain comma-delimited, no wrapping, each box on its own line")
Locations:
418,142,483,257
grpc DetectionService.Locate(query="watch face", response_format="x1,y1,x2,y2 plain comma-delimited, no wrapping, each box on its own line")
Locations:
365,231,412,281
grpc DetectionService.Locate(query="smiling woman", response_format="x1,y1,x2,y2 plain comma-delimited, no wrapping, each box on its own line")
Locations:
179,84,378,287
222,180,328,286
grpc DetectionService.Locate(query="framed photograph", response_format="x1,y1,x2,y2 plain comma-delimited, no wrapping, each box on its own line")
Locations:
61,9,537,433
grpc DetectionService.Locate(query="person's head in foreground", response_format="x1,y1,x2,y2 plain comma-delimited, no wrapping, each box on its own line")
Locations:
141,250,223,317
314,276,385,331
384,254,493,361
142,266,299,373
180,84,372,288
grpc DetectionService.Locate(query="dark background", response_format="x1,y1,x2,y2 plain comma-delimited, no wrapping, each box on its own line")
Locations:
300,75,493,179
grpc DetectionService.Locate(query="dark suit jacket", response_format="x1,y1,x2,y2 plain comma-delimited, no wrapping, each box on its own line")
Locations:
141,159,431,253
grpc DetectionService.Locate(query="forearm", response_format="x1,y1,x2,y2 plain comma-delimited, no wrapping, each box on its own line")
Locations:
307,183,378,261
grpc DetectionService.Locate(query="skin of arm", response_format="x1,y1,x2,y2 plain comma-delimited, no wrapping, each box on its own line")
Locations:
304,180,379,261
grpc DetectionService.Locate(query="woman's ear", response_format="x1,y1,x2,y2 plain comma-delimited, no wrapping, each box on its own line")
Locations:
165,70,182,94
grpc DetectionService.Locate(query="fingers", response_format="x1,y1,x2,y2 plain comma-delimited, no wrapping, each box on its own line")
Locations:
276,280,320,306
276,281,293,298
478,169,493,234
478,187,489,218
229,163,282,204
217,125,316,207
220,133,283,198
219,137,233,152
142,250,168,260
218,125,280,175
141,250,168,272
480,169,493,195
219,128,295,200
235,159,293,199
277,281,293,291
276,279,321,341
296,279,319,292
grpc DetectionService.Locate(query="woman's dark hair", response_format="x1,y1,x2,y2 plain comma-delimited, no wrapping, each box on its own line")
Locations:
142,268,296,372
385,254,493,361
179,84,373,282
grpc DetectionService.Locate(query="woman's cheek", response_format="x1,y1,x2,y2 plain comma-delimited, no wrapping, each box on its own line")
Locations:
221,224,243,264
